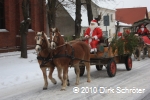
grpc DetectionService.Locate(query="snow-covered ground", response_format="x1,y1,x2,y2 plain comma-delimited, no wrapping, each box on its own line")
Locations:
0,50,150,100
0,50,42,90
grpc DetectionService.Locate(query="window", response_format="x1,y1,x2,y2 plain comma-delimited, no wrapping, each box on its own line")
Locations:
0,0,5,29
111,14,113,22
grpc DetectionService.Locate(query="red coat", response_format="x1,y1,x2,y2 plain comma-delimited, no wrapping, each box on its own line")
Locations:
84,27,102,48
84,27,102,39
137,28,149,35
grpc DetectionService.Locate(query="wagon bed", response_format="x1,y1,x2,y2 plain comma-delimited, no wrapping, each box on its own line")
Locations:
78,38,132,77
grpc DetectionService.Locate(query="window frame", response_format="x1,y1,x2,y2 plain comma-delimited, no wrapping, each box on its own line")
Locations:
0,0,5,29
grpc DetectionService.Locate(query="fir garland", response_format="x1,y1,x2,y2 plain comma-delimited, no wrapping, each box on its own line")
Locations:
110,33,138,56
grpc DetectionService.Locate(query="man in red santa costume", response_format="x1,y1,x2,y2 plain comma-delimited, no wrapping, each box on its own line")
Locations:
137,24,150,45
84,20,102,53
137,24,149,36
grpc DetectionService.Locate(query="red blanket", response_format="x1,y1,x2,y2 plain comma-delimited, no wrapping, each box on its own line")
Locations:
142,36,150,45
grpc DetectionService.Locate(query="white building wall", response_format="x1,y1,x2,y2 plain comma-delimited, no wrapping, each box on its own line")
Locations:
80,0,116,42
97,8,116,41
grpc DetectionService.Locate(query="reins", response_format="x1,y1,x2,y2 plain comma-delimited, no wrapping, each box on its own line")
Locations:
51,43,90,63
36,33,90,67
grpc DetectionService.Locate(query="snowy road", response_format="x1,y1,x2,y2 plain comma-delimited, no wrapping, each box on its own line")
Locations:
0,50,150,100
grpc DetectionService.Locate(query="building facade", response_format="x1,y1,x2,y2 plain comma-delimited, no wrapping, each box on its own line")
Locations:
0,0,46,52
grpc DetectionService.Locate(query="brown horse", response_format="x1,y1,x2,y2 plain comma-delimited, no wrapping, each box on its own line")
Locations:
133,35,145,61
49,28,91,90
35,32,57,90
133,35,150,60
147,44,150,57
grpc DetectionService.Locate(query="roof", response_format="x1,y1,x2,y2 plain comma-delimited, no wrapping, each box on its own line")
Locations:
59,0,89,27
115,21,132,27
116,7,148,24
92,0,116,10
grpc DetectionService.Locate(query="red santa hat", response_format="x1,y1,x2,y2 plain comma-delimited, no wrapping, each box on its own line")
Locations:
125,30,130,34
141,24,144,27
90,20,98,24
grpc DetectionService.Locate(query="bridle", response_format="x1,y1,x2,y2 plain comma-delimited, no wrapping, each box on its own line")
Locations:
49,32,59,47
35,35,44,49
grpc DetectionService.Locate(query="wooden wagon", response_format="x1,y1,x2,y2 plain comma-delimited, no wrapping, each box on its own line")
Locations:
78,36,132,77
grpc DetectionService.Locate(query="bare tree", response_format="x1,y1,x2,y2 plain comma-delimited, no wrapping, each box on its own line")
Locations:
85,0,93,25
46,0,57,28
75,0,82,38
20,0,31,58
0,0,3,3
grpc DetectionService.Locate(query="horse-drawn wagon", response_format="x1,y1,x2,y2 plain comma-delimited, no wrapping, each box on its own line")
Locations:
78,34,134,77
131,19,150,60
35,28,137,90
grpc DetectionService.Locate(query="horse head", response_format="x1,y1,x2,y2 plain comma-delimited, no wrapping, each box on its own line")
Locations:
35,31,49,54
49,28,65,49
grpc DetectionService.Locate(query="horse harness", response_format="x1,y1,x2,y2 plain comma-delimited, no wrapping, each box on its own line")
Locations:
37,53,53,67
37,43,90,67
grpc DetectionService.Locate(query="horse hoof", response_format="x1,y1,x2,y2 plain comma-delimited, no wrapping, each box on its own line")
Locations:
142,57,145,59
87,80,91,83
60,89,66,91
75,83,79,85
67,83,70,86
53,81,57,84
43,87,47,90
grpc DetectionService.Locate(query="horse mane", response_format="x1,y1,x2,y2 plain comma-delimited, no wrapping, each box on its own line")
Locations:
56,30,65,45
43,32,50,48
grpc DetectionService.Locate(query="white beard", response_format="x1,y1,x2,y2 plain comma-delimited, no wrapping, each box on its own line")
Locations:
89,24,98,31
88,23,98,44
141,28,144,31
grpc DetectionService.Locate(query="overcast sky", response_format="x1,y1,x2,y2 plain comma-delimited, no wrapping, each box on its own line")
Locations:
114,0,150,11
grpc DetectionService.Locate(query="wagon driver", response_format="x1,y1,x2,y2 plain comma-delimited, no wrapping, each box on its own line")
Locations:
84,19,102,53
137,24,149,36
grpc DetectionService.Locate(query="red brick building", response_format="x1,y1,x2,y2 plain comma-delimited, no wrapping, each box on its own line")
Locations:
0,0,47,52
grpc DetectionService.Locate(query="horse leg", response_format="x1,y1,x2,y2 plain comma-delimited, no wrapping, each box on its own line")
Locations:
57,67,69,86
48,66,57,84
41,67,48,90
147,46,150,58
57,67,63,85
74,64,80,85
134,48,137,59
84,62,91,83
137,47,141,61
61,67,68,91
67,74,70,86
142,46,146,59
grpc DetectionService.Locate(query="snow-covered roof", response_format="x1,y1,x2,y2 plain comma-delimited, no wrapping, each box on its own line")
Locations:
59,0,88,27
115,21,132,26
92,0,117,10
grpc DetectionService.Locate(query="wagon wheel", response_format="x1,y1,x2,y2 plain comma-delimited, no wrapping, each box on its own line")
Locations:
74,66,85,77
125,56,132,71
107,59,116,77
96,65,103,71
